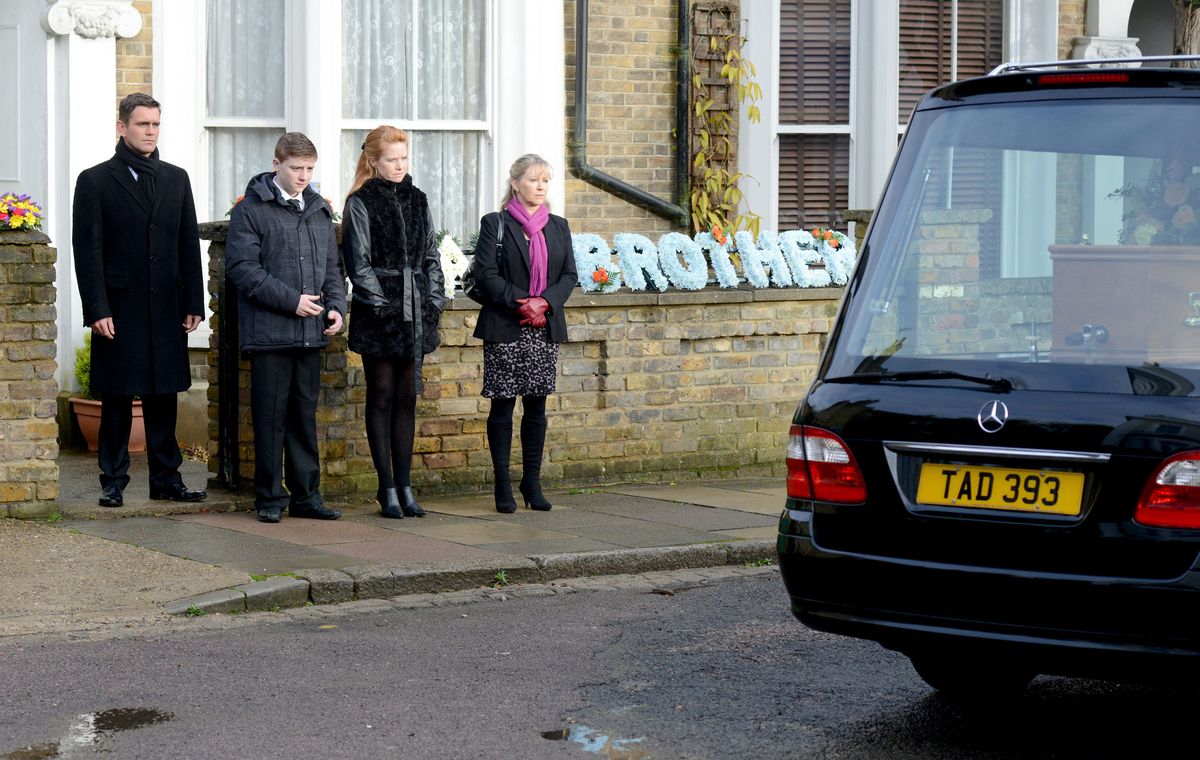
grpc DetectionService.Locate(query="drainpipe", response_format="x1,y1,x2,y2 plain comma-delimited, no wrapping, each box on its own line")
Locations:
570,0,691,228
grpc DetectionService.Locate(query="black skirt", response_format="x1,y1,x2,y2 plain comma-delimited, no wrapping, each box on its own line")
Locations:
482,326,559,398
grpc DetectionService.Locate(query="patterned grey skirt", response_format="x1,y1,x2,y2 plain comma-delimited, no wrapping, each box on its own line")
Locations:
482,326,559,399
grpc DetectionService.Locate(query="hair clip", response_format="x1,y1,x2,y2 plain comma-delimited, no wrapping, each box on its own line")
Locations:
361,142,366,151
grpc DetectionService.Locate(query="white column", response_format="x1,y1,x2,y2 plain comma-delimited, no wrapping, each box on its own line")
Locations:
44,0,143,392
851,1,899,210
494,0,566,210
738,0,777,231
1006,0,1062,63
1071,0,1141,65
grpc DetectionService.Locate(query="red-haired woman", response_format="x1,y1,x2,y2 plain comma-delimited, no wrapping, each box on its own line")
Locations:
342,126,445,518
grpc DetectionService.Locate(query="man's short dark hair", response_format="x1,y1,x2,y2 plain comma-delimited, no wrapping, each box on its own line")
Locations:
275,132,318,162
118,93,161,124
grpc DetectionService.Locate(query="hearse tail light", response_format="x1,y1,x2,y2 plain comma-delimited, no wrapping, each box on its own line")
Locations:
1135,452,1200,529
786,425,867,504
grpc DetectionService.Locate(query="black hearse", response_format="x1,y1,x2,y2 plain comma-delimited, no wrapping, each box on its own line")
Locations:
777,56,1200,696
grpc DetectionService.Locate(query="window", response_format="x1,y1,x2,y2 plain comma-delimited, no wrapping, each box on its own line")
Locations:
777,0,852,231
197,0,490,239
205,0,286,219
340,0,488,238
898,0,1004,125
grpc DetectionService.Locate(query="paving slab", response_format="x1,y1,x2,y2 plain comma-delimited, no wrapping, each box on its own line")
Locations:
310,535,502,565
566,493,776,530
392,520,575,546
606,484,783,515
174,511,406,546
66,516,232,544
489,504,654,531
475,537,624,555
710,525,780,540
576,522,728,549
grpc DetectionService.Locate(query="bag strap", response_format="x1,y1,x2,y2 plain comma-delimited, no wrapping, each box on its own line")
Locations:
494,211,505,249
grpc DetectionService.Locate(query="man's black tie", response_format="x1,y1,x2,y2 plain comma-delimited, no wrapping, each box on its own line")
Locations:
287,199,301,213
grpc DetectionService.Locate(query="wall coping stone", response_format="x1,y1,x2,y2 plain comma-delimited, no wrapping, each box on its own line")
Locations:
0,229,53,246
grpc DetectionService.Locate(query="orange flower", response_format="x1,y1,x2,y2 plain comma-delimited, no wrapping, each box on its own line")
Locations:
712,225,727,245
823,230,834,241
1173,204,1196,229
592,267,609,285
829,238,840,249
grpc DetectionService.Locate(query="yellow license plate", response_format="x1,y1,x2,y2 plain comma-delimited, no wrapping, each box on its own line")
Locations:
916,464,1084,516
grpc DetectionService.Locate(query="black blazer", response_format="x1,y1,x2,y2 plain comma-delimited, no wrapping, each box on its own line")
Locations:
471,210,577,343
72,155,204,396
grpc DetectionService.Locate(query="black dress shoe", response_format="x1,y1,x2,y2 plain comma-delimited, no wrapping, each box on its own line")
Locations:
149,482,207,502
98,485,123,507
399,487,427,517
257,506,282,523
289,503,342,520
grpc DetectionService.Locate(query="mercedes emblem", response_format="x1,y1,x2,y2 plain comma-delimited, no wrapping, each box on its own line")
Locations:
977,400,1009,433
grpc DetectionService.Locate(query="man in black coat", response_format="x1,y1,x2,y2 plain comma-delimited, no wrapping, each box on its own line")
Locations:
224,133,347,523
72,93,207,507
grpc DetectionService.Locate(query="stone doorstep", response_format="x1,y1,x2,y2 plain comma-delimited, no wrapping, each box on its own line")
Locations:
163,538,776,616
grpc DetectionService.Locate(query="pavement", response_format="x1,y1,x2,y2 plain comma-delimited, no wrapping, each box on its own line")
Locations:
0,450,783,638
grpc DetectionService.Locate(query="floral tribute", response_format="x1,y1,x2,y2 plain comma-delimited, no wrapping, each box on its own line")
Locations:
0,193,45,231
436,231,469,299
569,225,856,294
1114,157,1200,246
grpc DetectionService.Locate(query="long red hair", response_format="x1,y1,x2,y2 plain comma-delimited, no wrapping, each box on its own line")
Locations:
346,125,409,201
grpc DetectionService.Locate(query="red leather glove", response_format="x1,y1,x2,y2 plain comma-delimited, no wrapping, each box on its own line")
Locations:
516,297,550,327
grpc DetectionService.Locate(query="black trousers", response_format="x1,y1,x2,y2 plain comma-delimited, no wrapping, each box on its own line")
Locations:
249,349,322,511
98,392,184,491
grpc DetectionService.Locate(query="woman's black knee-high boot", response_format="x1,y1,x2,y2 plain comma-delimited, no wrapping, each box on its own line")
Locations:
519,409,551,511
487,414,517,513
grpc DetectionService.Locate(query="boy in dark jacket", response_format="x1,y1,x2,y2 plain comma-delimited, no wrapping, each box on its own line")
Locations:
225,133,347,523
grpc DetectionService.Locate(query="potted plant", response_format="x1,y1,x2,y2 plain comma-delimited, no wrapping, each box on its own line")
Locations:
70,333,145,453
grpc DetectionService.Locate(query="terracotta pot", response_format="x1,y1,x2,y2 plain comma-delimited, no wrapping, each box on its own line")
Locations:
70,397,146,453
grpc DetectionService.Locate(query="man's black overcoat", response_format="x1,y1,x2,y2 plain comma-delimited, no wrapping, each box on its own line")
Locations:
72,155,205,396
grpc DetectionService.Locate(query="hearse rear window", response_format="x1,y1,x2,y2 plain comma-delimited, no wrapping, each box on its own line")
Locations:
834,99,1200,395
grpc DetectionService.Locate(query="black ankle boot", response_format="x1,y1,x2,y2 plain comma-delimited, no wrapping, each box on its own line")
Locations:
378,487,404,519
494,481,517,513
399,486,426,517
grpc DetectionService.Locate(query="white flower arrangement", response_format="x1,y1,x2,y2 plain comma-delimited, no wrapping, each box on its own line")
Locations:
573,233,623,293
614,233,671,292
655,232,709,290
437,232,469,299
695,230,741,288
569,227,857,293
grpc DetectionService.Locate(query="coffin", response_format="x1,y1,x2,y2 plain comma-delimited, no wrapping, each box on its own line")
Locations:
1049,244,1200,364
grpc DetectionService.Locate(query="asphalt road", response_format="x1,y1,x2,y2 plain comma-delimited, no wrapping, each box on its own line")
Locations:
1,572,1197,759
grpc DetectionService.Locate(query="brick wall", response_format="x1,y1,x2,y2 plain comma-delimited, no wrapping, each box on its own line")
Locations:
115,0,153,105
0,231,60,518
564,0,683,237
1058,0,1086,60
200,223,839,498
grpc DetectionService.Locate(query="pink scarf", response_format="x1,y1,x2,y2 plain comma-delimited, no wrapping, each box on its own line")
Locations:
505,200,549,297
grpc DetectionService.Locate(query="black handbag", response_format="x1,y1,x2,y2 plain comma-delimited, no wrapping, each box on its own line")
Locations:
462,213,503,304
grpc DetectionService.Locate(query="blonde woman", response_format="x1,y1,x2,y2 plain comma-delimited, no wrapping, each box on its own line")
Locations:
342,126,446,518
471,154,578,513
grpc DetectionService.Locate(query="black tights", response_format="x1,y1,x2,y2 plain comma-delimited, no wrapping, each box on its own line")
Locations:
363,356,417,490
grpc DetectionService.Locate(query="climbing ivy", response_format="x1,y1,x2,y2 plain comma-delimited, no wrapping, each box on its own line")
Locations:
690,29,763,238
